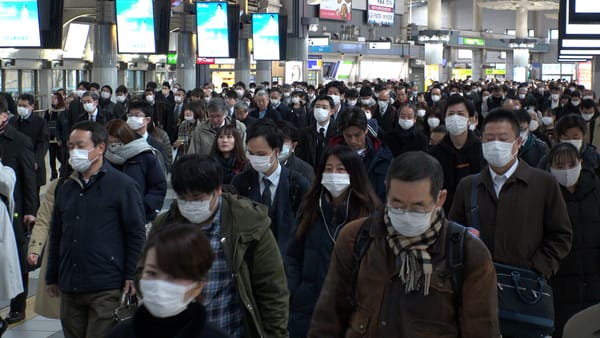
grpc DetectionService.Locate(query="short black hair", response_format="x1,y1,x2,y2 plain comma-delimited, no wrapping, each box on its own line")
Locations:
444,94,475,117
581,98,595,110
72,120,108,146
482,108,520,139
77,81,90,90
17,93,34,106
116,85,128,94
314,95,334,108
337,106,368,131
101,85,113,94
386,151,443,199
224,90,238,100
325,81,345,94
146,81,158,90
515,109,531,125
162,81,170,89
0,94,9,114
246,119,283,150
555,114,587,137
548,142,581,168
277,120,300,142
90,82,100,90
128,99,153,117
171,154,223,195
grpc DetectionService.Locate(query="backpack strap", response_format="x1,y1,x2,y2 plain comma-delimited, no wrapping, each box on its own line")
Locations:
469,174,481,229
348,213,377,309
446,221,468,334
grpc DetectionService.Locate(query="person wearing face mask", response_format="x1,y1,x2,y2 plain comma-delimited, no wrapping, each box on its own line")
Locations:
544,143,600,338
276,121,315,183
250,90,283,121
373,89,400,133
557,91,583,120
382,105,428,157
296,95,339,169
430,95,485,213
538,114,600,175
285,90,309,130
126,100,171,173
172,88,187,124
232,119,310,258
325,81,347,121
209,125,248,185
104,119,167,222
144,87,177,144
156,81,175,105
579,99,599,146
345,88,359,108
515,109,549,168
173,101,205,161
234,100,258,129
46,120,146,338
309,151,499,337
76,91,107,125
109,224,228,338
449,110,573,336
269,87,291,120
486,84,505,111
145,154,289,338
287,146,382,338
10,93,48,189
113,85,130,121
98,85,116,120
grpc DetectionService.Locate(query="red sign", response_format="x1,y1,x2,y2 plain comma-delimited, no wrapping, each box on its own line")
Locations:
320,0,352,21
196,57,215,65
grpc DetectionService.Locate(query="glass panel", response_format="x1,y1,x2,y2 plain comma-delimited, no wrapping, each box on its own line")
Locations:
52,70,64,92
67,70,77,92
135,71,144,92
21,70,35,95
125,70,134,91
4,70,18,100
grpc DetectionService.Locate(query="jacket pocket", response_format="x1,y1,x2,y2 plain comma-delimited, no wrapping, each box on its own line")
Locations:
346,304,371,338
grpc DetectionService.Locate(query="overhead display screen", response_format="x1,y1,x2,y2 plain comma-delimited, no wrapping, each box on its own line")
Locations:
320,0,352,21
367,0,394,25
569,0,600,23
196,1,230,58
0,0,41,47
252,13,280,60
115,0,156,53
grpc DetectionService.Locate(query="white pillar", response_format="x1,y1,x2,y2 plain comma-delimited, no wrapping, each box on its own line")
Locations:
513,7,529,77
473,0,482,32
428,0,442,30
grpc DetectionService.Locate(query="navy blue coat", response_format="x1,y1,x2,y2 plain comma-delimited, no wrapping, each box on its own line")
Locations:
46,162,146,293
110,151,167,222
231,165,310,259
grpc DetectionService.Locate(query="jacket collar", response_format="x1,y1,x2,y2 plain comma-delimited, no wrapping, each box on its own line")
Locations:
68,160,110,189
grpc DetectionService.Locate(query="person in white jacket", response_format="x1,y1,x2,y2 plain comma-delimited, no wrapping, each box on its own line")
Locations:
0,164,20,334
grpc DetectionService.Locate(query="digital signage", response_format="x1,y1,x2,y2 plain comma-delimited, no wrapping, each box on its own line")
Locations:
115,0,156,53
0,0,41,47
196,1,230,58
320,0,352,21
367,0,394,25
252,13,281,60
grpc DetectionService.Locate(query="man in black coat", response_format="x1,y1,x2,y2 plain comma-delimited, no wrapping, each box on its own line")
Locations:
277,120,315,183
250,90,282,121
373,89,400,133
516,109,549,168
382,104,429,157
0,95,38,324
234,101,258,128
296,96,339,170
269,87,291,120
11,93,48,188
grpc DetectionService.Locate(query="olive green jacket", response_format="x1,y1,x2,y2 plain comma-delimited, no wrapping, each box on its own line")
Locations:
143,192,289,338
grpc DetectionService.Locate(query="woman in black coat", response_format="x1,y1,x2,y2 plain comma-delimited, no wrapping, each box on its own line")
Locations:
547,143,600,338
109,224,229,338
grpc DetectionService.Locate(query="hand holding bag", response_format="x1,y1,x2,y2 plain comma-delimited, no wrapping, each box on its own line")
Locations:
113,291,138,323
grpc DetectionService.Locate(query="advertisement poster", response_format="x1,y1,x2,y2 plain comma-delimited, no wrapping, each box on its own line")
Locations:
196,2,230,58
320,0,352,21
115,0,156,53
252,13,280,60
0,0,40,47
577,61,592,90
367,0,394,25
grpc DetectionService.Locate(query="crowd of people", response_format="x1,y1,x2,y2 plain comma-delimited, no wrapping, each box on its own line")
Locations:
0,76,599,337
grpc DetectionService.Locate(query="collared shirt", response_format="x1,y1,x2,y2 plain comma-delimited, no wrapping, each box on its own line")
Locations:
142,131,149,141
201,198,243,337
259,163,281,207
88,108,98,122
489,159,519,197
259,110,267,119
316,120,330,134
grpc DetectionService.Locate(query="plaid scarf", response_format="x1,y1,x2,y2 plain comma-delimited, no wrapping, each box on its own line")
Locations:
385,209,443,296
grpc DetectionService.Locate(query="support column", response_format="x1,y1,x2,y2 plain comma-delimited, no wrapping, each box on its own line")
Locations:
472,50,483,81
513,7,529,80
592,57,600,97
425,0,443,68
255,0,282,85
473,0,482,33
38,69,52,110
178,12,197,90
505,50,514,81
235,0,251,84
92,0,118,90
400,1,410,42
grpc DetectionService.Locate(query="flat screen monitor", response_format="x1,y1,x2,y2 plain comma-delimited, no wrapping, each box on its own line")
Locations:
320,0,352,21
115,0,156,53
0,0,41,47
196,1,230,58
252,13,281,60
367,0,394,25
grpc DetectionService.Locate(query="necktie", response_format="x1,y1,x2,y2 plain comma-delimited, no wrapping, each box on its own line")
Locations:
262,177,272,207
316,127,326,165
318,127,326,145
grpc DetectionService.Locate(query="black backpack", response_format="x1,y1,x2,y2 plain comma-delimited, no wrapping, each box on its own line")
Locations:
348,213,468,310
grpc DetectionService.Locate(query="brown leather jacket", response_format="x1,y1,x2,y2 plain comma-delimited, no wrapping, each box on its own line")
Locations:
308,217,500,338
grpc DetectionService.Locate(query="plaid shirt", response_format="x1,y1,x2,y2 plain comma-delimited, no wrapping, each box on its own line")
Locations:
201,199,243,337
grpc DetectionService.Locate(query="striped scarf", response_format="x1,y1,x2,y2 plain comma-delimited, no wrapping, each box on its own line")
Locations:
385,210,443,296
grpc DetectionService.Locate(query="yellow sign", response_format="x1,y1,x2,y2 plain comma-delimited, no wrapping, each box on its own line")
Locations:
425,64,439,87
452,69,472,80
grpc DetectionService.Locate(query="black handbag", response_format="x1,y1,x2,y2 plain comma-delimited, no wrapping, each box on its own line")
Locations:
495,263,555,337
113,292,138,323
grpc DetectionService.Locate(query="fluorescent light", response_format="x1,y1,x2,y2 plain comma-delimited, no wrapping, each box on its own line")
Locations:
559,55,593,59
560,49,600,55
562,39,600,48
63,23,89,59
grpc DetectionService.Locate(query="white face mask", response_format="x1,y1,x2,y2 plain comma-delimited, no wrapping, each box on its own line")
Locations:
146,95,154,103
551,94,560,101
127,116,146,130
347,99,357,106
236,89,245,97
386,206,436,237
529,120,539,132
270,98,280,106
398,118,415,130
361,98,375,106
278,143,292,161
445,114,469,136
541,116,554,126
116,95,126,103
582,113,594,121
69,148,96,173
291,97,300,105
101,92,111,100
184,115,194,121
378,100,389,110
247,154,274,173
321,173,350,198
76,89,86,97
328,94,341,106
431,95,441,103
518,94,526,100
83,102,95,113
417,109,426,118
314,108,330,123
174,96,183,103
482,95,489,102
140,279,197,318
571,100,581,106
561,139,583,151
17,106,29,117
177,197,213,224
427,117,440,128
482,140,516,168
550,163,582,187
583,95,594,100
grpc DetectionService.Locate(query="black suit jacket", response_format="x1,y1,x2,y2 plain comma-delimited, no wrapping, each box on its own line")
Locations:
78,110,109,126
374,104,399,133
250,105,283,122
9,114,48,186
296,121,339,169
